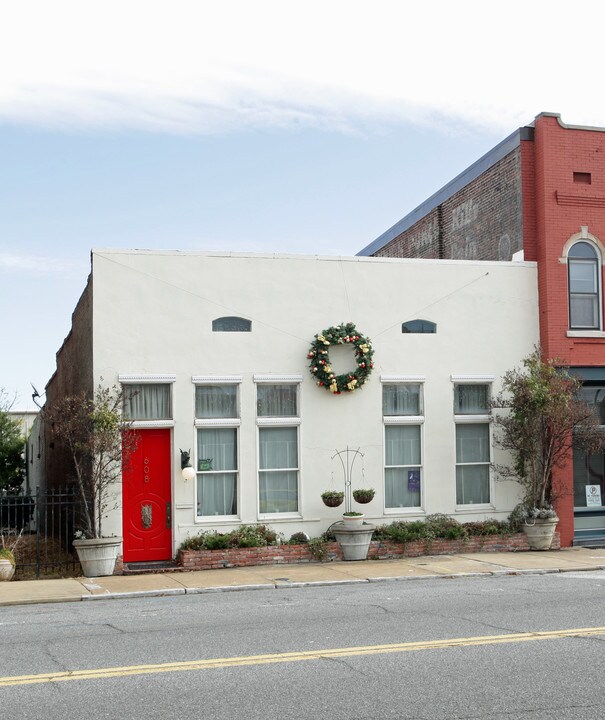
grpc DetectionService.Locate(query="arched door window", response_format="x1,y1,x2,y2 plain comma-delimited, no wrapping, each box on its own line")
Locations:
568,241,601,330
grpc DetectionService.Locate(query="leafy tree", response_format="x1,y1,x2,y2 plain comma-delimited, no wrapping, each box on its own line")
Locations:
0,389,25,493
493,350,605,512
45,384,138,538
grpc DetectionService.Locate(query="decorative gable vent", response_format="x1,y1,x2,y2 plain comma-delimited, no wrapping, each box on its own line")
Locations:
402,319,437,334
212,316,252,332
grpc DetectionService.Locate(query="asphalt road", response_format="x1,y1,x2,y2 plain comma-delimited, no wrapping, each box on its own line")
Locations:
2,571,605,719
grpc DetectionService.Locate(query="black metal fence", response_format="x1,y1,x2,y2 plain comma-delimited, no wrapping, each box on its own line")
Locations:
0,487,81,578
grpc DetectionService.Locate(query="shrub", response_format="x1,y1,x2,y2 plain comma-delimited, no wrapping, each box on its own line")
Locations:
232,524,278,548
374,515,514,544
425,513,465,539
179,524,279,551
374,520,430,543
203,532,231,550
308,537,328,561
0,547,15,567
464,519,511,536
288,532,309,544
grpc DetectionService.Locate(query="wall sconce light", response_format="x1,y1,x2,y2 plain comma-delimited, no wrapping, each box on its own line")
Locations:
180,448,196,482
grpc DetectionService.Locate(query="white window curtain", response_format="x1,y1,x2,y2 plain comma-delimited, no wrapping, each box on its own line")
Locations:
383,384,421,416
257,385,297,417
455,384,489,414
197,428,237,516
385,425,421,508
385,425,421,466
259,427,298,513
455,424,490,504
195,386,238,419
123,384,171,420
197,474,237,516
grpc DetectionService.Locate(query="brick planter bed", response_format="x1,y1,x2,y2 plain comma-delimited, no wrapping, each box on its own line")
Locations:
177,532,560,571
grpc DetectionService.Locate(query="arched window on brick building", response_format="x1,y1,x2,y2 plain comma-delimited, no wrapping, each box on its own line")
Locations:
568,241,601,330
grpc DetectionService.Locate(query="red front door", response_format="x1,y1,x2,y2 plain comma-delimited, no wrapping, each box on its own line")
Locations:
123,429,172,562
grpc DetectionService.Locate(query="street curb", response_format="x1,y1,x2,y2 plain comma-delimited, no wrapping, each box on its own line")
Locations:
557,564,605,573
275,579,369,589
185,584,274,594
3,564,605,607
81,588,186,601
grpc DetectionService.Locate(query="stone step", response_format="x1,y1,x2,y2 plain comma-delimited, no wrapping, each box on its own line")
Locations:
122,560,185,575
573,536,605,549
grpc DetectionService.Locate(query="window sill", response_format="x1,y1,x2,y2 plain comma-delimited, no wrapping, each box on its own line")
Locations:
257,513,302,522
384,507,425,516
454,504,495,513
194,516,240,524
128,420,175,429
384,416,424,425
195,418,241,427
454,415,491,424
566,330,605,338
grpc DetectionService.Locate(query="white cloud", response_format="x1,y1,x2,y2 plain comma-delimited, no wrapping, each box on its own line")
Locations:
0,251,78,275
1,1,604,135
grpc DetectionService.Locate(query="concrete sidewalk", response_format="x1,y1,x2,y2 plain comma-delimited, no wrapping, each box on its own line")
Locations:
2,547,605,607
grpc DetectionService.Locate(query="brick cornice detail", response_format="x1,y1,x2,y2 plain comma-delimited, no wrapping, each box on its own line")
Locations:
556,191,605,207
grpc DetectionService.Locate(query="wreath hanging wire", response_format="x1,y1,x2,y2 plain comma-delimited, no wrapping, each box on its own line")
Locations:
307,322,374,394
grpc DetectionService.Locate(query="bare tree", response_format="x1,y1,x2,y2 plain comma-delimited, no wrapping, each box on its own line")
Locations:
45,384,138,538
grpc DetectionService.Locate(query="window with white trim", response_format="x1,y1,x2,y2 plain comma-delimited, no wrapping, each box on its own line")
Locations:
383,383,423,509
123,384,172,420
195,384,239,517
454,383,491,505
568,241,601,330
256,383,300,514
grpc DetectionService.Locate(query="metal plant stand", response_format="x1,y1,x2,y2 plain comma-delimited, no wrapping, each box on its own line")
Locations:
331,446,368,513
330,447,375,560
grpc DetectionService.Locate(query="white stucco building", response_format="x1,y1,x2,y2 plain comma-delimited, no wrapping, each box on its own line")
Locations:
41,249,539,563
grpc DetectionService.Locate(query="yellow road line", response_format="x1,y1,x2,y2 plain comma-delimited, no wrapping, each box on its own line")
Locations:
2,626,604,687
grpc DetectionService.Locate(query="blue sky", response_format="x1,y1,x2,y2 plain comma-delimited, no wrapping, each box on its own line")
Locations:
2,1,604,409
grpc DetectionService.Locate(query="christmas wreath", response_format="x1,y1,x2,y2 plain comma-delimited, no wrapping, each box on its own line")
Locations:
307,322,374,394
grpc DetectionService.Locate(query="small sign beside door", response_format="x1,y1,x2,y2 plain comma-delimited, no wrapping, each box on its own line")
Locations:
586,485,602,506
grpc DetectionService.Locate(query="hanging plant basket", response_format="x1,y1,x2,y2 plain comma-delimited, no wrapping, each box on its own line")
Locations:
353,488,375,504
321,491,344,508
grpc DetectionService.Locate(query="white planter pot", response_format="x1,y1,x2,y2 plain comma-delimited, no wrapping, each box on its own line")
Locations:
522,517,558,550
333,524,374,560
342,514,365,529
0,558,15,581
73,537,122,577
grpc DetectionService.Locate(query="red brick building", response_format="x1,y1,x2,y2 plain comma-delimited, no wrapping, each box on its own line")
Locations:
359,113,605,547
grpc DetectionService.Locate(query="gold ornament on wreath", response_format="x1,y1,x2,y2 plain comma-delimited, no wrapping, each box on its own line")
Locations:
307,322,374,394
